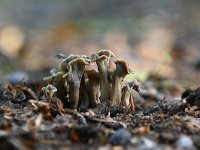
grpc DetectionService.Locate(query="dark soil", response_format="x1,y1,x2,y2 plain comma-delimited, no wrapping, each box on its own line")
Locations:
0,81,200,150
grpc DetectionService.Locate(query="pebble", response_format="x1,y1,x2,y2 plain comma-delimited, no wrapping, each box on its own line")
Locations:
176,135,193,149
5,71,29,84
137,138,157,150
109,128,131,146
97,145,111,150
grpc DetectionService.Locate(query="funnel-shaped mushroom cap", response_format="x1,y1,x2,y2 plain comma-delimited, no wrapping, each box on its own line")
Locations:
43,84,57,93
115,59,132,77
63,57,91,77
42,84,57,98
69,57,91,69
59,55,79,72
60,55,91,77
90,54,108,62
97,49,115,58
90,49,115,62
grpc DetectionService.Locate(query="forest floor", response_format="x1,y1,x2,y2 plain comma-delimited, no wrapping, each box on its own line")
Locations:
0,77,200,150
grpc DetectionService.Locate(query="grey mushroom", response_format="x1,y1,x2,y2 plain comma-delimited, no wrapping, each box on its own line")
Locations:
43,70,66,102
121,84,131,108
111,59,132,106
85,69,100,108
63,57,91,109
91,49,115,103
42,84,57,101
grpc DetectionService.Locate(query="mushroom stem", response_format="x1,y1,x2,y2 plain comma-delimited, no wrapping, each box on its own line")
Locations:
65,67,82,109
85,70,100,108
111,77,122,105
79,74,90,109
129,94,135,112
96,61,110,102
68,80,80,109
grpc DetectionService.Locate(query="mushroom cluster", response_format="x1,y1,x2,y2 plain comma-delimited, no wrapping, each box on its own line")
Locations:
43,50,140,110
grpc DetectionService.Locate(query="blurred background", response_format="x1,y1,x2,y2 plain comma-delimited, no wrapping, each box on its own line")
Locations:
0,0,200,88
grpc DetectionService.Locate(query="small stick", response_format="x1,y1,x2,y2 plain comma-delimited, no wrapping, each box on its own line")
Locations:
129,94,135,112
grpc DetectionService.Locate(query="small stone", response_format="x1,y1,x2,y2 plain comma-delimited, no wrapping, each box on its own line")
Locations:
5,71,29,84
130,137,140,145
109,128,131,146
112,146,125,150
159,132,175,143
97,145,111,150
176,135,193,149
137,138,157,150
0,130,9,137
